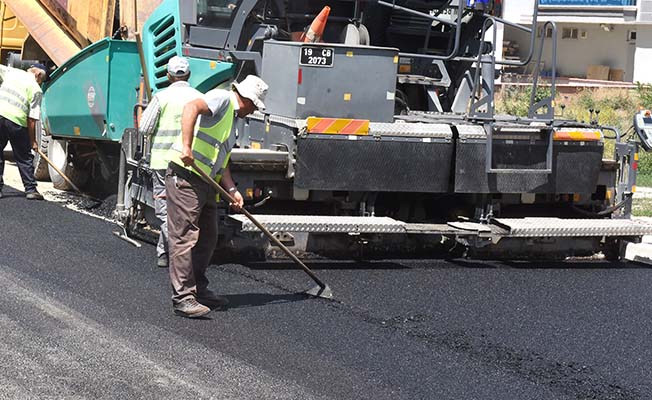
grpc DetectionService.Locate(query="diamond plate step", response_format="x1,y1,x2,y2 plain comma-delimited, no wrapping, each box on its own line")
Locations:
228,215,406,234
228,215,652,238
494,218,652,237
369,122,452,138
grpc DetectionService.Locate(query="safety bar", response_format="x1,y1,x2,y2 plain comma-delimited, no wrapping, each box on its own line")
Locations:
377,0,464,61
381,0,541,67
528,21,558,121
468,16,498,120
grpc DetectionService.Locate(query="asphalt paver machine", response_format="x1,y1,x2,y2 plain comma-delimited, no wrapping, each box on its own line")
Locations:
38,0,652,260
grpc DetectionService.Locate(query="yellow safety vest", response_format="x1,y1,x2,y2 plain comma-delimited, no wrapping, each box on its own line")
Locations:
170,96,236,189
0,67,41,128
149,83,202,170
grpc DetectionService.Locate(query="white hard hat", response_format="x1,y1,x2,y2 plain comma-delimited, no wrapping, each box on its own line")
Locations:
232,75,268,110
167,56,190,77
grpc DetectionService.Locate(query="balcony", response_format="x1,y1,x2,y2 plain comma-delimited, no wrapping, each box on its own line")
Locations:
539,0,635,5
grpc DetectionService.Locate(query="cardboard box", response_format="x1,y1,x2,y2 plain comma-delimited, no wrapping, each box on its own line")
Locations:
586,65,610,80
609,69,624,82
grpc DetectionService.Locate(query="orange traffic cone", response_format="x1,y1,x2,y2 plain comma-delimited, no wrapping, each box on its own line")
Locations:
302,6,331,43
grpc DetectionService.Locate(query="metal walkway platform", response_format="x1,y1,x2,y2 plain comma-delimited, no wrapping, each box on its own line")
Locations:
228,215,652,239
228,215,406,234
493,218,652,237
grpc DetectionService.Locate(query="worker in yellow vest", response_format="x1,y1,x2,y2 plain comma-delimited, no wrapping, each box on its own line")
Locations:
166,75,268,318
139,56,202,268
0,64,47,200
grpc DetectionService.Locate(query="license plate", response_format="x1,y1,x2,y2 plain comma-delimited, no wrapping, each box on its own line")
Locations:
299,46,334,68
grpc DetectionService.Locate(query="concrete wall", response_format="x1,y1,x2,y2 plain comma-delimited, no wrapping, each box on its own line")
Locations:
639,0,652,22
506,23,637,81
634,26,652,83
503,0,536,23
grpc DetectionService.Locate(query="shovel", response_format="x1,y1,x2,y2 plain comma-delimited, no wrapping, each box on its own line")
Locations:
35,148,102,206
35,148,142,247
189,160,333,299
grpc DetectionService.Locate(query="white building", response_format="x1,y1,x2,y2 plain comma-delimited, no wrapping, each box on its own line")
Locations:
501,0,652,83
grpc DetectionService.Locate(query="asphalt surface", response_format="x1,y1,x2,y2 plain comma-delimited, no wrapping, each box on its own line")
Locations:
1,184,652,399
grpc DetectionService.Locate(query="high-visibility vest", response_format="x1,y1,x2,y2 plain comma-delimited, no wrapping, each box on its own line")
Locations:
149,83,202,170
170,93,236,189
0,67,41,128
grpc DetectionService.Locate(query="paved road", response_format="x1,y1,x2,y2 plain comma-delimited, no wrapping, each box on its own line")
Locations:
1,184,652,399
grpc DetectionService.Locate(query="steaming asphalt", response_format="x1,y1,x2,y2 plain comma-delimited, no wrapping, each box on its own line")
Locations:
1,184,651,399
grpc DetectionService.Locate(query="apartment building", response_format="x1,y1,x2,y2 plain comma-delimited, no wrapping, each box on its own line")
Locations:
501,0,652,83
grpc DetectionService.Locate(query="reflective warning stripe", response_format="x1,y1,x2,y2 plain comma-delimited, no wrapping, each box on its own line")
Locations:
192,150,214,169
0,86,28,106
0,94,28,113
553,130,602,141
306,117,369,135
197,131,220,147
151,142,175,150
154,129,180,137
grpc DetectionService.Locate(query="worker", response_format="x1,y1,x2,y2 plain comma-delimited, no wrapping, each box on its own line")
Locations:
0,64,47,200
166,75,268,318
139,56,202,268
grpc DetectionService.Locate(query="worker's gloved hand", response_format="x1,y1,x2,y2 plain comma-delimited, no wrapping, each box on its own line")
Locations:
229,190,244,211
180,146,194,166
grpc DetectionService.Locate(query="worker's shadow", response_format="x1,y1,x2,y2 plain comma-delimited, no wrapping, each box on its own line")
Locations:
0,186,26,198
222,292,306,310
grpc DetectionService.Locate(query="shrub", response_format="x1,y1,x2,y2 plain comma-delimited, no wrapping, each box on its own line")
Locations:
496,86,552,117
636,82,652,109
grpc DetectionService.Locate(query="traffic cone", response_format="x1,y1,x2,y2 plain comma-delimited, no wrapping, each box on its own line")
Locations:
302,6,331,43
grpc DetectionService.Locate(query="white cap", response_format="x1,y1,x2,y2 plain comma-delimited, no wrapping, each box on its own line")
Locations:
232,75,268,110
167,56,190,77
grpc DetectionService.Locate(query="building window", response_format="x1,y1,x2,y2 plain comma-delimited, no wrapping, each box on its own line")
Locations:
628,30,637,42
562,27,579,39
537,26,554,38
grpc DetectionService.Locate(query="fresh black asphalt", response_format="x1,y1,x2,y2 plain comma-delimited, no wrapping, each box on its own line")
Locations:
1,185,652,399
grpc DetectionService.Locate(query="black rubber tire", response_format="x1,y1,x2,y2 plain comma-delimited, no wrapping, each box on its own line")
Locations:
47,138,88,191
33,120,50,181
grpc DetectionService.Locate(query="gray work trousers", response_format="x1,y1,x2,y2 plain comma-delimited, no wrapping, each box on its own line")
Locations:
165,166,218,303
152,170,168,258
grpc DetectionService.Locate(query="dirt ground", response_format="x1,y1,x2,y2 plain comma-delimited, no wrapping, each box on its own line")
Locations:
1,149,117,222
2,149,55,195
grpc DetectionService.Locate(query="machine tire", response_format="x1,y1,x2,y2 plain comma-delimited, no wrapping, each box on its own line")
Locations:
33,120,51,181
47,138,88,191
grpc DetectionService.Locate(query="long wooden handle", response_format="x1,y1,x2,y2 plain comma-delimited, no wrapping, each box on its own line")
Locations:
188,161,327,289
135,33,152,101
36,148,84,195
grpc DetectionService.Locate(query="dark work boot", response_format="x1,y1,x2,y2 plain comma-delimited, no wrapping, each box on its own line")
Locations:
157,254,169,268
173,297,211,318
25,191,44,200
197,289,230,309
